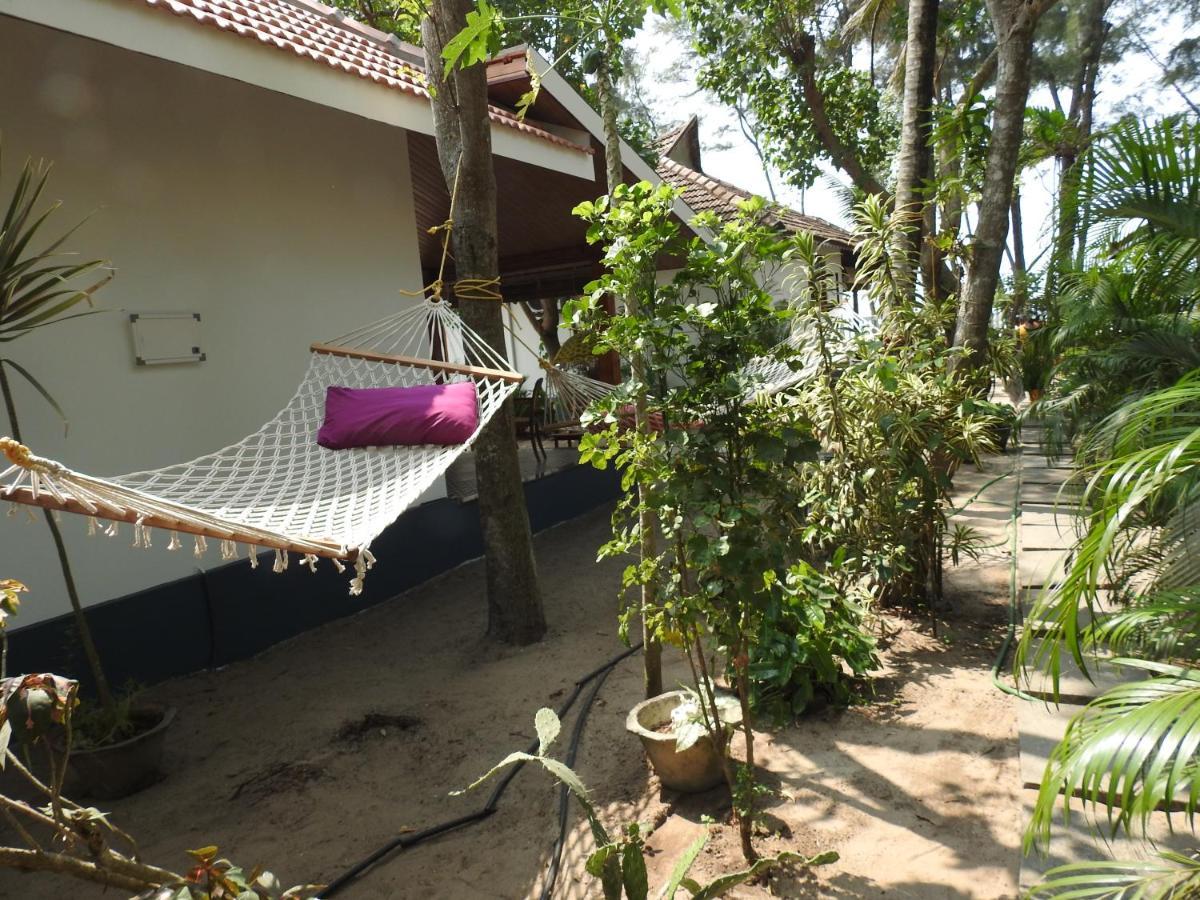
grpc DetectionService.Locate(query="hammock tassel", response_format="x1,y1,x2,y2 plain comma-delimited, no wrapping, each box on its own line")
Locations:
248,546,259,569
194,535,208,558
332,558,346,574
303,554,318,574
349,548,376,596
105,521,119,538
167,531,181,552
87,516,99,536
220,540,237,561
273,549,288,574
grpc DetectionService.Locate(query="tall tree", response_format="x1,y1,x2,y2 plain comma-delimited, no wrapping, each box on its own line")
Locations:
894,0,941,297
951,0,1053,372
422,0,546,645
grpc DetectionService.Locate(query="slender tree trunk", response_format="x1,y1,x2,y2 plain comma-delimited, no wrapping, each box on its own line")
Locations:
596,52,663,698
517,300,562,359
951,0,1045,373
894,0,941,298
422,1,545,644
1044,0,1107,305
0,365,115,713
1010,184,1028,322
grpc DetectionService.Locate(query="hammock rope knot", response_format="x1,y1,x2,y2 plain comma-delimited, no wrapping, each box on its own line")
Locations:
454,278,503,302
0,438,64,476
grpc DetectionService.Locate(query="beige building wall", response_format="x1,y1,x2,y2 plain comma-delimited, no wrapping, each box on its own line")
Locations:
0,17,430,624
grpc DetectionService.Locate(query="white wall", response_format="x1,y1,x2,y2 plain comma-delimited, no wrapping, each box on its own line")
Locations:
0,17,429,624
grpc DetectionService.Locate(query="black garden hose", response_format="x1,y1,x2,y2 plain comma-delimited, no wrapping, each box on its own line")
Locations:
319,641,643,898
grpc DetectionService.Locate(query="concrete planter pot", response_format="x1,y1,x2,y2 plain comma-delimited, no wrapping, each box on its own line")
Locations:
626,690,740,793
65,705,175,800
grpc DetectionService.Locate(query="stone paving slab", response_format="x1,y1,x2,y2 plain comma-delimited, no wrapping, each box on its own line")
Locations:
1018,701,1087,788
1004,435,1200,892
1017,650,1141,704
1019,549,1069,589
1020,482,1082,506
1020,522,1080,550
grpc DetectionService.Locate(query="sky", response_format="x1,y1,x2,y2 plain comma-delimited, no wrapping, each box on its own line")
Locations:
627,8,1198,273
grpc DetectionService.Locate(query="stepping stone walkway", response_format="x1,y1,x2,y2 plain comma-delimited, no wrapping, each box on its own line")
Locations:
998,422,1198,893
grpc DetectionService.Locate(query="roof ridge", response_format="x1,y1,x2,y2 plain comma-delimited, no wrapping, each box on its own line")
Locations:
656,157,852,244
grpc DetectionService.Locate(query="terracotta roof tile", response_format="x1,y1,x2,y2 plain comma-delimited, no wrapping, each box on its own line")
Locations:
656,157,853,249
135,0,591,154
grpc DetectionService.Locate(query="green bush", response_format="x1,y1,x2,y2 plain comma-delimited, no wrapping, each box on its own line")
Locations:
748,558,879,721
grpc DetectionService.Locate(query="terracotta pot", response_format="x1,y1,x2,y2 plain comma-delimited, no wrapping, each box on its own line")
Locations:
65,705,175,800
626,690,740,793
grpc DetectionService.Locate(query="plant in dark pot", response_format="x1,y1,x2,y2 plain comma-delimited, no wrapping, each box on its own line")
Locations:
0,143,172,799
964,397,1017,453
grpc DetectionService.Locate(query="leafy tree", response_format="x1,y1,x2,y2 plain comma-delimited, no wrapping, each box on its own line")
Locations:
684,0,898,196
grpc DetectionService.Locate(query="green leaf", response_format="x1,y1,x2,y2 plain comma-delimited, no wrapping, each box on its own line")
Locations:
0,358,68,433
1027,851,1200,898
587,844,619,878
689,850,838,899
535,707,561,755
622,840,649,900
440,0,502,77
659,833,707,899
450,750,537,795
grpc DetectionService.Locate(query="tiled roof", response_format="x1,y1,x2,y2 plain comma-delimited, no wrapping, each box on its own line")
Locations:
656,157,853,250
653,120,690,157
136,0,590,153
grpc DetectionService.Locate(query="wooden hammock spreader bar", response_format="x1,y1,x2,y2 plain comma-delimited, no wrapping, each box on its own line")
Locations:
4,487,354,562
310,343,524,384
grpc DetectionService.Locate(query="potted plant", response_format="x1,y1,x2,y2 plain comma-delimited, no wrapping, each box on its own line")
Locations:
625,687,741,793
0,144,173,798
966,398,1018,452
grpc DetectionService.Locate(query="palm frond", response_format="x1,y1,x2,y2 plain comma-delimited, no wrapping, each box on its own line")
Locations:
0,144,109,344
1026,674,1200,853
1028,850,1200,898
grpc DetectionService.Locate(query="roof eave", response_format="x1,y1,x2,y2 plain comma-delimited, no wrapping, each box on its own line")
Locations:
3,0,594,179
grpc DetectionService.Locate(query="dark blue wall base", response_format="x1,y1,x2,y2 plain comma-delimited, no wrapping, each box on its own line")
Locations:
8,464,621,693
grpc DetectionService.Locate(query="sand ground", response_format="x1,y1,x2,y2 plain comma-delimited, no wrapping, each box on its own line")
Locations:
0,490,1021,899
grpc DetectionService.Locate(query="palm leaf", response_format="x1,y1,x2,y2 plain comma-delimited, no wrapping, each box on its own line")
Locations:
0,358,68,431
1026,676,1200,853
1027,851,1200,898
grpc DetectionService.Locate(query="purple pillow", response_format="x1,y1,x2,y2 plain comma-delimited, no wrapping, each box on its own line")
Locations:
317,382,480,449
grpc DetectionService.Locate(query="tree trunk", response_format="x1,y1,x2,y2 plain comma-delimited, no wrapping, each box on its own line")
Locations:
1010,184,1028,322
0,364,115,713
422,1,546,645
894,0,941,298
517,300,562,359
1044,0,1107,305
951,0,1044,374
596,52,663,698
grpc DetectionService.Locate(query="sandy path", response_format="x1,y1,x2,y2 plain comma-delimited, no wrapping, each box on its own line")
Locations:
0,493,1020,899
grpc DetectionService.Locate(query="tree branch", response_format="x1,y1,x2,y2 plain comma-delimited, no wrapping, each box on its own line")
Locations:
778,29,889,197
0,847,171,894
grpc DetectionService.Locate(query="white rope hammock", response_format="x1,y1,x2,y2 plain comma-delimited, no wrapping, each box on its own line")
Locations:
526,316,827,431
0,299,522,594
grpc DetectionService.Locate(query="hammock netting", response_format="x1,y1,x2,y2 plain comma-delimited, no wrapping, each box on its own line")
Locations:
0,299,521,594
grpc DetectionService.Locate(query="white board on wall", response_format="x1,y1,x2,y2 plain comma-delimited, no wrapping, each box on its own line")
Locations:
130,312,205,366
